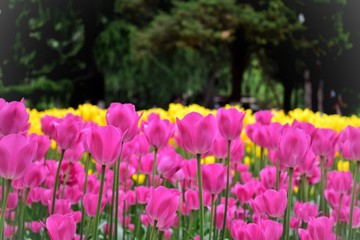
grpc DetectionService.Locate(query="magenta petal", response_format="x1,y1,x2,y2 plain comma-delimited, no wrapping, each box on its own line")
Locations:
194,114,216,154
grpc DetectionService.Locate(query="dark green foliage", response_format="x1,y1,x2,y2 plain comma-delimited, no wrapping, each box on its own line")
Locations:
0,0,357,111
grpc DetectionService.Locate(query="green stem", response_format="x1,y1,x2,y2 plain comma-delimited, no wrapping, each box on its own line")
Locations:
85,217,93,240
348,161,360,240
260,147,264,170
187,211,194,240
79,153,91,240
151,148,158,187
283,167,293,240
221,140,231,240
92,165,106,240
150,221,158,240
0,179,12,240
336,193,343,240
300,174,307,202
178,192,183,240
51,149,65,214
18,188,29,240
122,160,130,240
109,159,118,240
134,205,144,239
319,156,326,215
114,142,124,240
209,194,215,240
196,153,204,240
213,197,219,240
276,157,280,191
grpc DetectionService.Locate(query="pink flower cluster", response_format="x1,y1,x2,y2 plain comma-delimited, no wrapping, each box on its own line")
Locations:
0,99,359,240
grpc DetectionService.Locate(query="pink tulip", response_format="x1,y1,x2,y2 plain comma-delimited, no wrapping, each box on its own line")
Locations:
232,183,254,205
63,143,84,163
230,139,245,163
311,128,338,158
298,216,336,240
28,133,51,162
230,220,265,240
135,186,151,204
202,163,227,195
266,122,286,151
144,117,173,149
27,221,43,233
254,110,273,125
247,123,269,148
291,120,315,135
182,158,198,180
83,193,106,217
217,107,246,140
327,170,353,194
260,189,287,218
294,201,319,223
63,185,83,204
157,150,182,179
184,189,200,210
278,127,310,169
4,225,17,239
106,103,140,143
176,112,216,155
46,214,76,240
290,217,302,230
6,191,18,210
52,117,83,150
0,134,37,180
22,162,49,188
0,98,30,136
48,199,72,215
41,115,59,138
260,219,283,240
132,134,150,157
215,203,236,229
146,186,179,230
87,125,122,166
260,166,287,190
339,126,360,160
211,132,228,159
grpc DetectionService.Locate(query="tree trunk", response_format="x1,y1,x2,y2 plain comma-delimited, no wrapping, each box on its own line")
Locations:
229,29,249,103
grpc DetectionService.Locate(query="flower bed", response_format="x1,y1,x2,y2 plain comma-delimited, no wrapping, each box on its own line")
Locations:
0,98,360,239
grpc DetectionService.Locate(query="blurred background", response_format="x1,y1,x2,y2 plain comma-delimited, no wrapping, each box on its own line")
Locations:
0,0,359,115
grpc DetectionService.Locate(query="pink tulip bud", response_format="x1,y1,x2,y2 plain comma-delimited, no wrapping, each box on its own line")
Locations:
217,107,246,140
46,214,76,240
83,193,106,217
52,117,82,150
184,189,199,210
278,127,311,169
106,103,140,143
176,112,216,155
255,110,273,125
311,128,338,158
146,186,179,230
294,201,319,223
202,163,227,195
144,117,173,149
0,99,30,136
87,125,122,166
0,134,37,180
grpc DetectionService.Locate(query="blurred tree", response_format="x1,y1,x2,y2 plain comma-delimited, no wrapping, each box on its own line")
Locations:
132,0,354,112
0,0,115,108
0,0,356,112
134,0,304,108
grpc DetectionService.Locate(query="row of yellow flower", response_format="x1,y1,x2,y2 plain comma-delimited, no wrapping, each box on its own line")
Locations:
28,102,358,172
29,102,360,135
